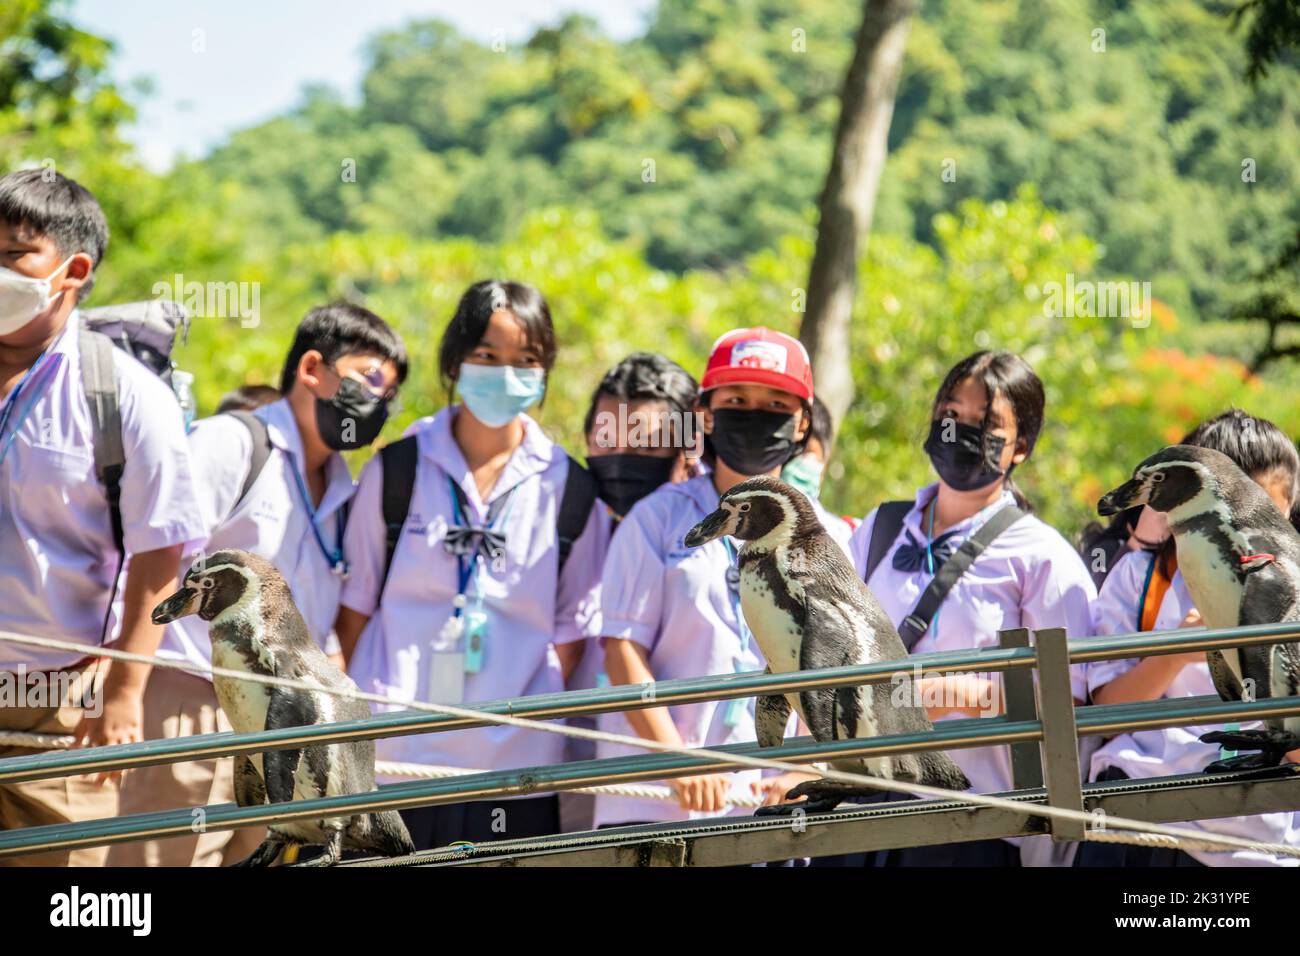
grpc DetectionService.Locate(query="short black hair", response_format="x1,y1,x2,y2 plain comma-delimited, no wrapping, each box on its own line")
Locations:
0,169,109,301
807,394,834,450
438,280,557,399
278,301,409,395
583,352,699,438
215,383,280,414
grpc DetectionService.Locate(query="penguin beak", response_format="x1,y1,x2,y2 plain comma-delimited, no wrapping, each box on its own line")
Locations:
1098,477,1146,516
151,585,201,625
685,507,731,548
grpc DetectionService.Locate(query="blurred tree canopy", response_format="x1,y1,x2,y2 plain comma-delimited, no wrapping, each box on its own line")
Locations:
3,0,1300,537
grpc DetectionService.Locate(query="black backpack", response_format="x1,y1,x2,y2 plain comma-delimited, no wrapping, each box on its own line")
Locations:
376,434,597,594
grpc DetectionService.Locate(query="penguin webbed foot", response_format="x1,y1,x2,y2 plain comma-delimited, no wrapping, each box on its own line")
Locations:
1199,729,1300,773
286,831,344,868
753,779,855,817
230,835,291,868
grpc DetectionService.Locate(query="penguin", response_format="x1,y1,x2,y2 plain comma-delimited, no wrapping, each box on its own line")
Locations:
684,476,970,813
151,549,416,866
1099,444,1300,771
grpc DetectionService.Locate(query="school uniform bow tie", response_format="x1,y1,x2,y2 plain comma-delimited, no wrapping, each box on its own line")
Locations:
443,524,507,565
892,529,962,574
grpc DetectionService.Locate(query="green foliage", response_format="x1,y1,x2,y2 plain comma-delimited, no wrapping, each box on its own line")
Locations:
7,0,1300,543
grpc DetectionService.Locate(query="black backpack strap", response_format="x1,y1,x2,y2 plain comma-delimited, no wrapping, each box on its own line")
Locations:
379,436,419,592
225,410,274,509
77,327,125,643
556,454,597,575
863,500,912,584
897,504,1027,650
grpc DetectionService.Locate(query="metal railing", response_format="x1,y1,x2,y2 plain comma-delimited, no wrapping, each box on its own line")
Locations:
0,621,1298,860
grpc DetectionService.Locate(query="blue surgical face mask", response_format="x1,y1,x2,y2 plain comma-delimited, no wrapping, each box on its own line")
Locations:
781,452,825,500
457,363,546,428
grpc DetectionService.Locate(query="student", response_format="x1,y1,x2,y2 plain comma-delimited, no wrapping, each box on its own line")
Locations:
559,352,700,833
1079,409,1300,867
108,302,406,867
0,170,205,867
215,382,280,414
585,351,700,521
821,350,1096,867
336,279,606,849
596,327,852,829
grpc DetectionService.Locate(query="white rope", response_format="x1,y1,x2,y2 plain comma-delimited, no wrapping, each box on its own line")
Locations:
2,628,1297,859
0,733,763,807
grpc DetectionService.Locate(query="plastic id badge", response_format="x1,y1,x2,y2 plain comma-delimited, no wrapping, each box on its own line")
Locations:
429,651,467,704
463,608,487,674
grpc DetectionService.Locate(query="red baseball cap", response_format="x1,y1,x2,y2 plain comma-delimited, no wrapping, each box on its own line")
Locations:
700,327,813,402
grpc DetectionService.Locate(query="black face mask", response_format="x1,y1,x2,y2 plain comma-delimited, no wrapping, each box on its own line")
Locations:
588,454,676,518
316,377,388,451
923,418,1008,492
709,408,800,476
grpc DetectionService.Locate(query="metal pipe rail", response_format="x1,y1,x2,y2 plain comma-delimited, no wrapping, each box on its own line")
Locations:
2,620,1296,786
2,692,1299,859
345,769,1300,868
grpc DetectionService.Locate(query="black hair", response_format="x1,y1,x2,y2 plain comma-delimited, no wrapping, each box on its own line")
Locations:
583,352,699,440
0,169,109,301
1140,409,1300,570
215,383,280,415
931,350,1046,511
807,394,834,452
438,279,557,400
1180,409,1300,502
278,301,409,395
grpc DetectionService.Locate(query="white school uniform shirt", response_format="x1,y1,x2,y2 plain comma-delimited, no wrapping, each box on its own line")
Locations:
594,472,852,827
155,398,356,673
0,311,204,671
1086,550,1300,866
848,483,1096,800
341,407,608,780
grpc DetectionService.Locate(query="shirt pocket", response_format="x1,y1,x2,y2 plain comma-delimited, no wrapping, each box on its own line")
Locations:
14,439,95,491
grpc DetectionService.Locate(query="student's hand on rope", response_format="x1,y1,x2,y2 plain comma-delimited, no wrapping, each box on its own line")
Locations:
752,771,817,807
670,773,734,813
73,660,145,785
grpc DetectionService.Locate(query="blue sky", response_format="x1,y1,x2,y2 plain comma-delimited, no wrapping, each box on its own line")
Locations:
71,0,657,170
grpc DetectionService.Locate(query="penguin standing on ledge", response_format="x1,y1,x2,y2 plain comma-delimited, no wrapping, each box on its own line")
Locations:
684,476,969,813
1099,445,1300,771
152,549,415,866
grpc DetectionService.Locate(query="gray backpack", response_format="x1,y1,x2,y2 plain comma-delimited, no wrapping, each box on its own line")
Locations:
76,300,190,639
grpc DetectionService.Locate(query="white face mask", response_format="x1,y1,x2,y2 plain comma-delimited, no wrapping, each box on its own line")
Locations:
0,257,75,336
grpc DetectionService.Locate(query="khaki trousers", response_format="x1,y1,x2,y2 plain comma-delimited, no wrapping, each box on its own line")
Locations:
106,667,265,867
0,659,119,867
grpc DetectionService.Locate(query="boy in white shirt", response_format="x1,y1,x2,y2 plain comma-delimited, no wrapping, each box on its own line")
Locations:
0,169,205,866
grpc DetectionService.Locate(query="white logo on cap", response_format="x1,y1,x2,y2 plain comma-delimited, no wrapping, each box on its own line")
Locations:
731,339,787,373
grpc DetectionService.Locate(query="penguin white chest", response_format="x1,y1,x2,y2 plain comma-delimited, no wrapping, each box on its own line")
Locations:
211,639,273,772
738,558,804,674
1177,530,1244,630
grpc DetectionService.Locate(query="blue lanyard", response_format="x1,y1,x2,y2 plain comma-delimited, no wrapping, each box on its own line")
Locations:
285,449,347,578
0,352,56,466
721,537,753,653
445,476,514,617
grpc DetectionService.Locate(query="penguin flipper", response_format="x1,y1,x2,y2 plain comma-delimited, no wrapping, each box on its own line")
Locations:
262,687,317,803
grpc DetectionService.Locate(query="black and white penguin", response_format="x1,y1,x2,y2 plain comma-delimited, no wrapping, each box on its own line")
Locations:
684,476,970,813
1099,444,1300,770
152,549,415,866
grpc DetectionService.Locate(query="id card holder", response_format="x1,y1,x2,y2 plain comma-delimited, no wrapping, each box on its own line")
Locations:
463,608,487,674
723,695,748,729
